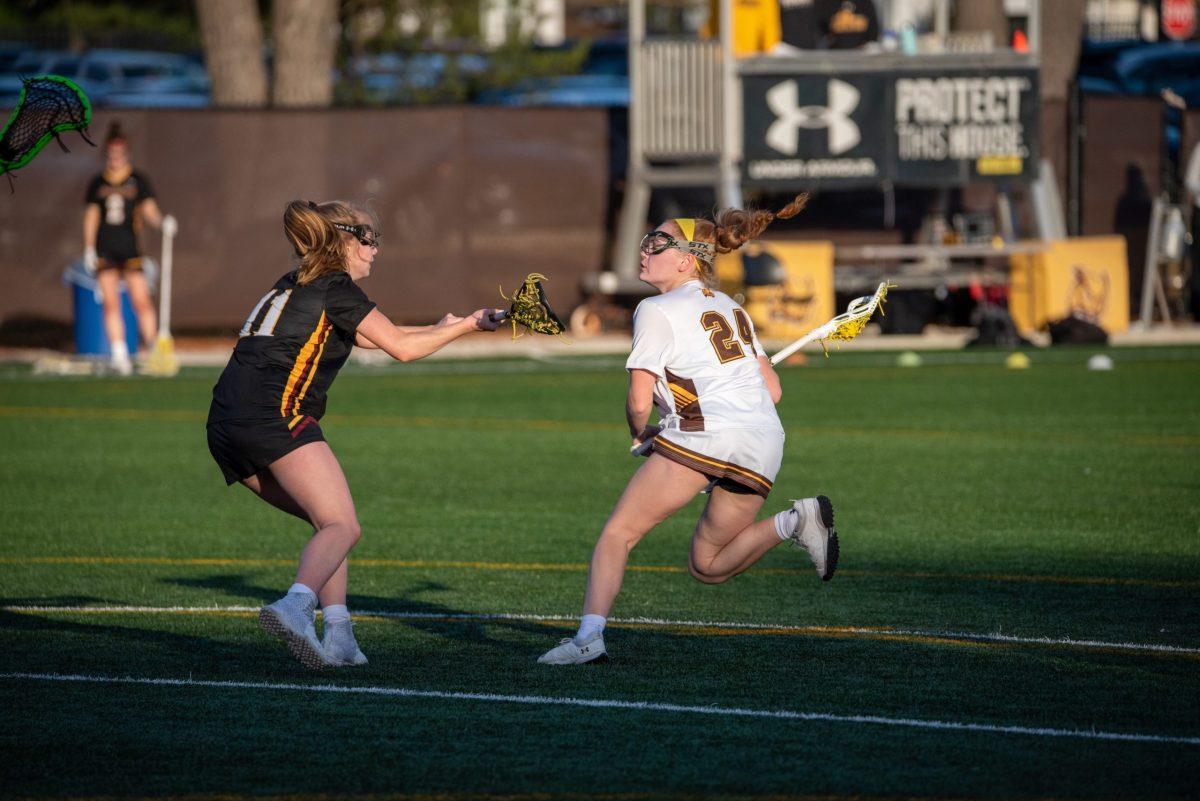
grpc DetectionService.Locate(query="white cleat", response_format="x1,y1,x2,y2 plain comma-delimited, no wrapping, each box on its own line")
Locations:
259,592,334,670
537,630,609,665
788,495,839,581
323,620,368,666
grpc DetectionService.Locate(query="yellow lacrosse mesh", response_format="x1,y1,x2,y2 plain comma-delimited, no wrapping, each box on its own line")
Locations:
498,272,569,341
815,282,895,355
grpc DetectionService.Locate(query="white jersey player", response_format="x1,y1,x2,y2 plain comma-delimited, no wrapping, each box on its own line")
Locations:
539,200,841,666
627,279,784,497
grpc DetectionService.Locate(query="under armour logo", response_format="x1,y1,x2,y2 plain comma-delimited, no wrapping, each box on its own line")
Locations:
765,79,861,156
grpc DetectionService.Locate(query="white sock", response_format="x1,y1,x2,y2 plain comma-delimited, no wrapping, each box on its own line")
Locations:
773,508,798,540
576,614,606,642
322,604,350,625
110,340,130,362
287,582,316,600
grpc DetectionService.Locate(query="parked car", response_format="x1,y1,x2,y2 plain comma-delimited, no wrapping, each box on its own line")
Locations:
1078,40,1200,106
0,48,209,109
1076,40,1200,155
0,50,81,106
0,42,28,74
341,51,488,104
78,49,210,107
475,73,629,107
475,39,629,107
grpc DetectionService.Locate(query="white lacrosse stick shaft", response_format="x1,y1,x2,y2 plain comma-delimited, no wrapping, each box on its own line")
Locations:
769,322,833,366
769,281,889,365
158,216,176,335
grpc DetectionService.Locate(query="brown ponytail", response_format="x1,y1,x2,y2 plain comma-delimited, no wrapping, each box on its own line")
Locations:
105,121,127,148
282,199,373,285
676,193,809,288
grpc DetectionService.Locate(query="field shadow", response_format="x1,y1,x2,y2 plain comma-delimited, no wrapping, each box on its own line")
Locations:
0,596,353,678
162,573,557,654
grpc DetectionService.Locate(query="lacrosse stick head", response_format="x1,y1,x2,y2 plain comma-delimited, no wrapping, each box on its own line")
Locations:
0,76,93,178
497,273,568,340
817,281,895,353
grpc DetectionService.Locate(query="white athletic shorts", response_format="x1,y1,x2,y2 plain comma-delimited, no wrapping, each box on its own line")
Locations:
651,426,784,498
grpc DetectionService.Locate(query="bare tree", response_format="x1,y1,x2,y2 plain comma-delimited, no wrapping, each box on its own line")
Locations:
272,0,339,107
195,0,269,107
1039,0,1086,102
952,0,1008,46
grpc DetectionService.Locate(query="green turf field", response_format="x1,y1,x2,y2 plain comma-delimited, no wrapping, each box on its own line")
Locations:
1,348,1198,800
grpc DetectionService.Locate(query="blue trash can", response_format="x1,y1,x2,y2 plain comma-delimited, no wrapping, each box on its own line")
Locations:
62,260,150,356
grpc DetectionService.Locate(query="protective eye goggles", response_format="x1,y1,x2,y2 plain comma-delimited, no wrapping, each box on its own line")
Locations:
333,222,380,248
639,230,714,264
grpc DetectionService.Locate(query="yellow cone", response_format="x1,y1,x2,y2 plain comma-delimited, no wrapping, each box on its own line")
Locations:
1005,351,1031,370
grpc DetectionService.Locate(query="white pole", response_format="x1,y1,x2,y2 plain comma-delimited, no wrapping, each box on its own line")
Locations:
718,0,742,208
159,219,175,336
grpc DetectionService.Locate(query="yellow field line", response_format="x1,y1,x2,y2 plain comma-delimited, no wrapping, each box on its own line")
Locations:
0,555,1194,590
2,405,1197,448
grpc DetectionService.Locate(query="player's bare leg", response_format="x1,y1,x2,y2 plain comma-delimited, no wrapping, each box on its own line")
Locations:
687,488,776,583
95,268,131,374
582,454,710,617
255,442,361,669
242,471,311,524
266,442,361,589
123,269,158,348
243,466,363,664
540,454,708,665
692,489,838,583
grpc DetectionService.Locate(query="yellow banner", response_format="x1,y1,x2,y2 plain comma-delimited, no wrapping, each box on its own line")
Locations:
1009,236,1129,334
716,240,834,340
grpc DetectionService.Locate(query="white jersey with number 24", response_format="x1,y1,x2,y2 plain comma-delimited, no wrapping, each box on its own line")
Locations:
625,280,783,433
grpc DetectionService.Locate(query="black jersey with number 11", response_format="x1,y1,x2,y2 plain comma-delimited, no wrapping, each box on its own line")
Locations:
209,271,376,426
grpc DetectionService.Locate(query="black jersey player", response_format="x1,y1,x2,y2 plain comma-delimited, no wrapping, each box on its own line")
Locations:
82,122,174,374
208,199,503,669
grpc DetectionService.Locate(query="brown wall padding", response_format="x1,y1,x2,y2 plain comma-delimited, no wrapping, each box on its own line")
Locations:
1080,95,1162,312
1040,98,1068,207
0,108,610,329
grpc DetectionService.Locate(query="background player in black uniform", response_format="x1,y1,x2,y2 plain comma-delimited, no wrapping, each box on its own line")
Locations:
208,198,503,670
82,122,174,375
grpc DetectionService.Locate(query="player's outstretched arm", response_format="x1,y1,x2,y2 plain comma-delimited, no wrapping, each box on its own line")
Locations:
355,307,503,362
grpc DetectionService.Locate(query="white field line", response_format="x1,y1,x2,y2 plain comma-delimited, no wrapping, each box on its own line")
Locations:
1,671,1197,747
4,604,1197,658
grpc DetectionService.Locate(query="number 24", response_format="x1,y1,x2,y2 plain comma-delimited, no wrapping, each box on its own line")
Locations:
701,309,754,363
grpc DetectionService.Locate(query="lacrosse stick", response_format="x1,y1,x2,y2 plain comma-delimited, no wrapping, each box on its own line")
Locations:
143,214,180,377
769,281,895,364
0,76,94,191
487,272,568,339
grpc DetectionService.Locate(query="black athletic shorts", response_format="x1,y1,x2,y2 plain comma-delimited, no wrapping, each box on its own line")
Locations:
206,415,325,485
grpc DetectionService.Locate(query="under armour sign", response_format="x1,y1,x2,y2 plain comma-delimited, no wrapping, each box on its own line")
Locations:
765,79,861,156
743,73,883,184
743,65,1039,188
